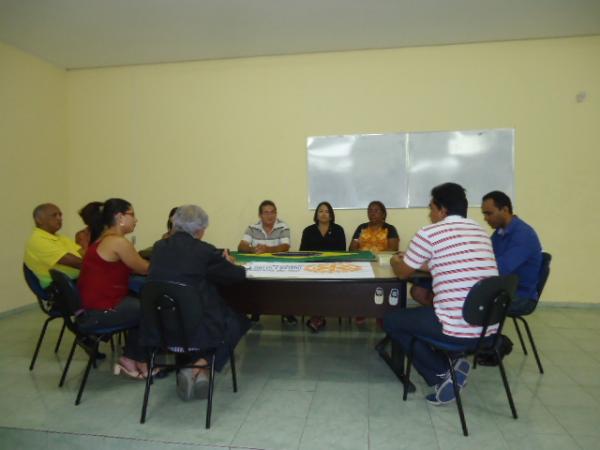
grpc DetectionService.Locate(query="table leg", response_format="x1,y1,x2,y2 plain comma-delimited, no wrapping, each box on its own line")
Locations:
375,335,415,392
374,280,416,392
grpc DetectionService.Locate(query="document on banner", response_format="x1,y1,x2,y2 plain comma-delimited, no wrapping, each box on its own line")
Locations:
243,261,375,279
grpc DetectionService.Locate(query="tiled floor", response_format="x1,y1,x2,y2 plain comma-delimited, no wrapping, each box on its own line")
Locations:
1,305,600,449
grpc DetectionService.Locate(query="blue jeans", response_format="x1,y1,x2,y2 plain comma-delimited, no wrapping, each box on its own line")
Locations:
383,307,481,386
78,296,146,362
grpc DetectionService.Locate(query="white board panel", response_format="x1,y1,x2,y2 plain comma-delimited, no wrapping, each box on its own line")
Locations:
307,129,514,209
307,133,408,209
407,129,514,207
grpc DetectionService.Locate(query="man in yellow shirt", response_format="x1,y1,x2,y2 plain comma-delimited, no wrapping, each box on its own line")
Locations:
24,203,83,288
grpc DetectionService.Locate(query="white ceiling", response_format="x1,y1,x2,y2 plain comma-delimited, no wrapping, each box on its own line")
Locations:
1,0,599,70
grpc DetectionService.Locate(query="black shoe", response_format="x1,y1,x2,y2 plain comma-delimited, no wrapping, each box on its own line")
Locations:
281,315,298,325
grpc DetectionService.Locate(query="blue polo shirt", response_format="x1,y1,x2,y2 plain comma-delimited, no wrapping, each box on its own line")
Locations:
491,216,542,300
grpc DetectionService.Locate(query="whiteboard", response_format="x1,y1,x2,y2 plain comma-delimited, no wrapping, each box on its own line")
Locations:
307,133,408,209
307,129,514,209
407,129,514,207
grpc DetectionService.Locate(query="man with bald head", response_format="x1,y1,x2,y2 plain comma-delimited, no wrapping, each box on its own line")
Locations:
24,203,83,288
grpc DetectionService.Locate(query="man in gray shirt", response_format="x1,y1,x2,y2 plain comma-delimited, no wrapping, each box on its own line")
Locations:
238,200,296,324
238,200,290,254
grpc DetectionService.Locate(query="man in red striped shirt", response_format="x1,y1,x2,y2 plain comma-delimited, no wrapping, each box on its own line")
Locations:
384,183,498,405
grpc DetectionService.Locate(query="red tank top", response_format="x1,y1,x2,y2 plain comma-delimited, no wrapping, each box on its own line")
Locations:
78,240,132,310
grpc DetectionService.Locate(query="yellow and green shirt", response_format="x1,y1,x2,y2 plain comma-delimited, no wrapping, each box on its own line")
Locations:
24,228,81,288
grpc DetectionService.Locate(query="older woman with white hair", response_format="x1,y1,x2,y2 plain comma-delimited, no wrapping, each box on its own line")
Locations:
144,205,249,401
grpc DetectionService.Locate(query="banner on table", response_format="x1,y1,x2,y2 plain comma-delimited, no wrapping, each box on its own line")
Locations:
244,261,375,279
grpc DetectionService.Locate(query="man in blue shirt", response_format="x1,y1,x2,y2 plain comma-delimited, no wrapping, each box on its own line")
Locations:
481,191,543,314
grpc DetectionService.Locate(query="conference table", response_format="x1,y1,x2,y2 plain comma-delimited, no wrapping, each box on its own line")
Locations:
219,253,428,386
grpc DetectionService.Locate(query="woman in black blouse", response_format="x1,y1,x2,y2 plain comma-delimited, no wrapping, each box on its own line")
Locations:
300,201,346,332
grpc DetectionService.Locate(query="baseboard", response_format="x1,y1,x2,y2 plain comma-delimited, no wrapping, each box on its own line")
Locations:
0,303,36,320
539,301,600,309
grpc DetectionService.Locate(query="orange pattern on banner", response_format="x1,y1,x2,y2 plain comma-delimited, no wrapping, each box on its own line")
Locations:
303,263,363,273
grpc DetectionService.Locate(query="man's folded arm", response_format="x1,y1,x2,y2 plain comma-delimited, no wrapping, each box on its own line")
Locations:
57,253,83,269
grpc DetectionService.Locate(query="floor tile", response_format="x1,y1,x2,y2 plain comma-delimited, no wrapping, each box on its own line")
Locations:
299,415,368,450
503,432,581,450
46,432,107,450
231,413,305,450
250,388,314,418
573,434,600,450
368,416,439,450
436,429,510,449
546,405,600,436
2,307,600,450
0,427,48,449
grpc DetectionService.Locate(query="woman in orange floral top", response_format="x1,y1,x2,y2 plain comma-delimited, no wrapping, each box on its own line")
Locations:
349,201,399,252
349,201,400,325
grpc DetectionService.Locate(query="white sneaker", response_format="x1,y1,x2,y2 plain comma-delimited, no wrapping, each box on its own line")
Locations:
453,358,471,390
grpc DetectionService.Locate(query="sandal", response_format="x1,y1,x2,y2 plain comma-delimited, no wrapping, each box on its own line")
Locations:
307,317,326,333
144,368,162,379
113,362,143,380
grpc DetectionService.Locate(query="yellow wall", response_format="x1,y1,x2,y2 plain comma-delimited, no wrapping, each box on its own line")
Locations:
2,36,599,312
0,42,67,313
66,36,600,304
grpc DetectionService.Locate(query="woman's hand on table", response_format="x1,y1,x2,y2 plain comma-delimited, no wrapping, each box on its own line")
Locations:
222,249,236,264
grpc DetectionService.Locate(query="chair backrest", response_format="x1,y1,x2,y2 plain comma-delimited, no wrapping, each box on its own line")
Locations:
49,270,84,334
23,263,56,315
462,275,519,336
140,280,200,351
536,252,552,299
23,264,51,300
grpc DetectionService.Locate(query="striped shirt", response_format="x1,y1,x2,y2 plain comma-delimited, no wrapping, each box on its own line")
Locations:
242,220,291,248
404,216,498,338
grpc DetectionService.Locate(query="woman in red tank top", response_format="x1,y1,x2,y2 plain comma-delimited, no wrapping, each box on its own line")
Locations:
77,198,150,379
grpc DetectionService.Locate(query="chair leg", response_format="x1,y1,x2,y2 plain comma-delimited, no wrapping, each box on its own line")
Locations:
519,317,544,374
402,339,416,401
54,321,66,353
230,348,238,393
205,354,217,429
402,356,413,401
110,335,115,352
512,317,528,355
497,352,518,419
29,317,53,371
140,351,156,423
75,341,98,405
448,356,468,436
59,336,78,387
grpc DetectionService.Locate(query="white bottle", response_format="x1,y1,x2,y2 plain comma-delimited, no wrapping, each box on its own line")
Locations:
374,287,384,305
389,288,399,306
